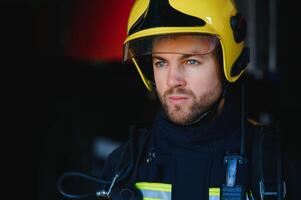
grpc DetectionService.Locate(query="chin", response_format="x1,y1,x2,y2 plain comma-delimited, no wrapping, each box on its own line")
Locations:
167,108,190,125
169,116,187,125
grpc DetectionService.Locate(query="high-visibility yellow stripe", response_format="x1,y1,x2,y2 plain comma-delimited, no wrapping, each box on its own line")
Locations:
209,188,253,200
135,183,253,200
135,182,171,200
136,182,172,192
209,188,220,196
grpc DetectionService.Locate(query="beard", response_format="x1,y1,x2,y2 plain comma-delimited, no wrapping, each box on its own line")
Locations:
157,87,218,125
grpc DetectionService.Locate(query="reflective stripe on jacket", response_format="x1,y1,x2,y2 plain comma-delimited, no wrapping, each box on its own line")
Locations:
135,182,253,200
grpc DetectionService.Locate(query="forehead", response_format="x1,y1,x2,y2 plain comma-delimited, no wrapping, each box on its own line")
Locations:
152,35,216,54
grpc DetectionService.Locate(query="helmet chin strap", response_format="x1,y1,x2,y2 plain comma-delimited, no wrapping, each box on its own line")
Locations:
184,80,228,127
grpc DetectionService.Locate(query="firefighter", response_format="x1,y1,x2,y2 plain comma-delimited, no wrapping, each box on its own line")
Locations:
59,0,296,199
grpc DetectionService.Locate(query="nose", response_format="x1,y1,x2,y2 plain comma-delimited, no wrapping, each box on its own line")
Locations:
167,64,186,88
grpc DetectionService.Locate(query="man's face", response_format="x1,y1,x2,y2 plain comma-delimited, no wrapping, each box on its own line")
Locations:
152,35,222,125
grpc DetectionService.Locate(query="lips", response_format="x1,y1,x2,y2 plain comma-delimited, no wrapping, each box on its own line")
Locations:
168,95,190,104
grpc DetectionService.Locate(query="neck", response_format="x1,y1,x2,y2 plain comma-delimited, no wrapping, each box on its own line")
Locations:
153,99,239,145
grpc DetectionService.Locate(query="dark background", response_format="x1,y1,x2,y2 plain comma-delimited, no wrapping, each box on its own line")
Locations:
1,0,300,199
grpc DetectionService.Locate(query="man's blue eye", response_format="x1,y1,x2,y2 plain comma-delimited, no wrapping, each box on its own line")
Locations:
186,59,199,65
154,61,166,68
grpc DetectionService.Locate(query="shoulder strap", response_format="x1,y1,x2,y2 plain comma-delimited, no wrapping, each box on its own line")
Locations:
99,124,151,199
115,124,151,183
251,124,286,200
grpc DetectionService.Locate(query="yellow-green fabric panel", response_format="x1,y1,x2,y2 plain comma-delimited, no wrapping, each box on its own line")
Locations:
135,182,172,192
209,188,253,200
135,182,172,200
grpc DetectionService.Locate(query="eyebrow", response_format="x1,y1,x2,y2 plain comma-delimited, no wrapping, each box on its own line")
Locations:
152,55,167,60
182,54,197,59
152,53,204,60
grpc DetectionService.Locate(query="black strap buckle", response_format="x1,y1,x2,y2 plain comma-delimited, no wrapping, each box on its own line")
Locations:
221,153,248,200
259,180,286,200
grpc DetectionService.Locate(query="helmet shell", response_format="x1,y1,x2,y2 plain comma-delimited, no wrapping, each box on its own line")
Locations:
124,0,248,90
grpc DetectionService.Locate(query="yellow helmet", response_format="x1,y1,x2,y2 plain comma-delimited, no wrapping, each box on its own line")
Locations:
123,0,250,91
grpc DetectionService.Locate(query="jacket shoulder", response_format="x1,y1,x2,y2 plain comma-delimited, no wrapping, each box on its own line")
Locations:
246,120,286,199
100,124,151,180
